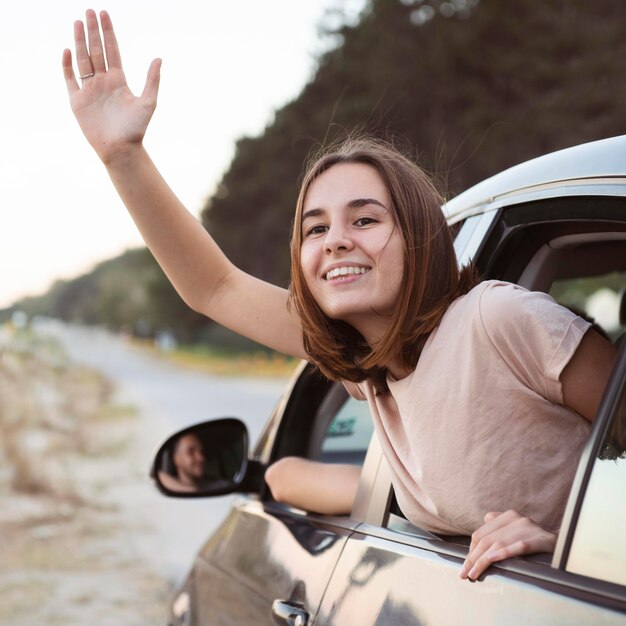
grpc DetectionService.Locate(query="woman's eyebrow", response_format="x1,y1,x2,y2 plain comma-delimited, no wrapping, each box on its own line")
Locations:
302,198,388,222
301,208,324,222
347,197,388,210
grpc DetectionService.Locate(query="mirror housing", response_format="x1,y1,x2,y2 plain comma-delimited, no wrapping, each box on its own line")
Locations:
150,418,262,498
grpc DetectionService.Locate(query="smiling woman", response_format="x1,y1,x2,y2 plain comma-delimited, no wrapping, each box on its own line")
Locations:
290,143,477,390
63,10,617,583
299,163,404,338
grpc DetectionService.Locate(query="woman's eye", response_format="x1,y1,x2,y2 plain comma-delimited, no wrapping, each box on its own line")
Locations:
354,217,377,227
305,224,328,236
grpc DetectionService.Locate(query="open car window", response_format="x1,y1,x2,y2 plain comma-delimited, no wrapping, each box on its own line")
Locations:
308,384,374,466
319,397,374,465
550,271,626,343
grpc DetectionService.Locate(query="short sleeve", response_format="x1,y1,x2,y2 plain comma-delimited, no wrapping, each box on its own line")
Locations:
478,281,591,404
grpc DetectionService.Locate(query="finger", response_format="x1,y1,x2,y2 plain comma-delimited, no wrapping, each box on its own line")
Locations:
141,58,162,103
62,48,79,94
464,511,521,577
74,20,94,78
466,540,510,580
470,511,502,552
467,533,552,580
470,510,517,552
86,9,106,73
462,519,556,581
100,10,122,69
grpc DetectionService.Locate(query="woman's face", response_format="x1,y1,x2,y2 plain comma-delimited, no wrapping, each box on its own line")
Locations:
300,162,405,343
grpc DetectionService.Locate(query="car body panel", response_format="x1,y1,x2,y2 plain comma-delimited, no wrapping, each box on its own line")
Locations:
316,532,626,626
189,499,356,625
443,134,626,223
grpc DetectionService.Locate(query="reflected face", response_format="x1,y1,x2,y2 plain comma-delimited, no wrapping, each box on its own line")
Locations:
300,162,404,342
173,433,205,484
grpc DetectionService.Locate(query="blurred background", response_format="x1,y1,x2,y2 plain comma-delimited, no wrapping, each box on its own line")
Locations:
2,0,626,623
3,0,626,341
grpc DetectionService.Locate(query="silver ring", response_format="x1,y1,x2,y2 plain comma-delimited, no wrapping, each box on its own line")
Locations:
79,71,95,80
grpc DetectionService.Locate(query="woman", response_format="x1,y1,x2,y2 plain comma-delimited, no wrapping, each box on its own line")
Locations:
62,10,617,581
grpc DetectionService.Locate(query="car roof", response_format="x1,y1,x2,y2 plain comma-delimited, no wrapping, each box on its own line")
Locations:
443,134,626,224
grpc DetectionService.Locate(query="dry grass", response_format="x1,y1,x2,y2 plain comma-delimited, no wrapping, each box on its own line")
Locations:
0,325,169,626
0,330,122,501
132,337,300,378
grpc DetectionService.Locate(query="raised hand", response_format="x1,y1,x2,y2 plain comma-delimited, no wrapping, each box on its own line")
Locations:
459,510,557,581
62,9,161,164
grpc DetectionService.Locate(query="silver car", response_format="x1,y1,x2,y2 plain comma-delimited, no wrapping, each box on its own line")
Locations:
154,134,626,625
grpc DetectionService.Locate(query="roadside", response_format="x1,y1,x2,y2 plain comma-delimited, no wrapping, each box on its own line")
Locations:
132,338,299,379
0,326,170,626
0,320,292,625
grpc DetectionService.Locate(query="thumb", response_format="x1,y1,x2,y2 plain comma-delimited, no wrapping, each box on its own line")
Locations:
141,58,162,103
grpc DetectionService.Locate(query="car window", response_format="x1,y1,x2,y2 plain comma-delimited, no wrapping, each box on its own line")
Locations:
565,366,626,587
318,395,374,465
550,271,626,342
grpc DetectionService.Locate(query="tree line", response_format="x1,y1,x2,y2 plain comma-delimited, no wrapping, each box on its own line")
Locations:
6,0,626,346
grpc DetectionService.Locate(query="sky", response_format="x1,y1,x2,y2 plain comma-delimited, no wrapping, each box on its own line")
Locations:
0,0,364,309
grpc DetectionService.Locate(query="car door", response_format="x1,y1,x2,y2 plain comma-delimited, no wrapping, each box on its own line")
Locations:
314,338,626,626
187,362,374,626
314,190,626,625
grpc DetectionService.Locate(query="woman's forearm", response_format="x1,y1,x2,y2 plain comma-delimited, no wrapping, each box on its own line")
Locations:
104,146,305,357
265,457,361,515
64,11,305,358
105,146,233,312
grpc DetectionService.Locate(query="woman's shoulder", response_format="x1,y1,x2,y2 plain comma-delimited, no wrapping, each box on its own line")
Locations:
444,279,518,322
448,279,519,307
475,280,569,326
473,279,527,301
448,279,580,349
471,280,590,364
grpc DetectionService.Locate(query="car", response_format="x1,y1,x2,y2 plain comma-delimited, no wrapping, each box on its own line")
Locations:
151,134,626,626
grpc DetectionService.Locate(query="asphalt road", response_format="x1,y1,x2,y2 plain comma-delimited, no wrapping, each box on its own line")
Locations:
36,319,288,436
34,318,292,586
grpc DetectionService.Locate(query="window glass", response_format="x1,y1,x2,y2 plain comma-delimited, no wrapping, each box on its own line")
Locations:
550,271,626,342
318,397,374,465
566,375,626,586
451,215,479,258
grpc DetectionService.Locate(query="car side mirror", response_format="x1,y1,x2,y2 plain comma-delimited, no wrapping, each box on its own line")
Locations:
150,418,258,498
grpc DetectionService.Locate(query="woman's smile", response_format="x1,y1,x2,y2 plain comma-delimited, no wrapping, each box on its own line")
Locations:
323,264,371,282
300,162,404,343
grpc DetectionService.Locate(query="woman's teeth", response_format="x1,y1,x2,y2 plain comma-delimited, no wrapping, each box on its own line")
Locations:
325,266,370,280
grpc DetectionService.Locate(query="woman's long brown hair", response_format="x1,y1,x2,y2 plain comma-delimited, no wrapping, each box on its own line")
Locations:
289,137,478,392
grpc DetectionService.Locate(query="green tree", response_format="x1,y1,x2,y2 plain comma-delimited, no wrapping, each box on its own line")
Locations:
202,0,626,288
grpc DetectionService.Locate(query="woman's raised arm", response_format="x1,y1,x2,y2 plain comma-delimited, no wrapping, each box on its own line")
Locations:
62,10,305,358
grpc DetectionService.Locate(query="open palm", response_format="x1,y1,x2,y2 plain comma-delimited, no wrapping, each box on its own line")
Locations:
62,10,161,164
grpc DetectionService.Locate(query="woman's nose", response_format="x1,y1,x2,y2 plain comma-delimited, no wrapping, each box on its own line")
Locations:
324,223,354,254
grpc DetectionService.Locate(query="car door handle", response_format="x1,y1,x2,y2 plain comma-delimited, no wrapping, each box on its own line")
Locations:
271,599,309,626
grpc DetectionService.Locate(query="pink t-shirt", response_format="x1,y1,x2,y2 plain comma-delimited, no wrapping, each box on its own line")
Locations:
356,280,592,535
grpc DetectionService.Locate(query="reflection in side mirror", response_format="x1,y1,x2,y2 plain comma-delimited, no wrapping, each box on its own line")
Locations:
151,418,248,498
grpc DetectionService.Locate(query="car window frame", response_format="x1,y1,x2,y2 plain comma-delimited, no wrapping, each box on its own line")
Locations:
307,384,375,465
553,338,626,572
